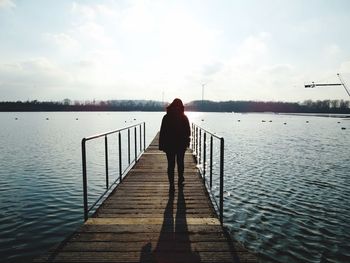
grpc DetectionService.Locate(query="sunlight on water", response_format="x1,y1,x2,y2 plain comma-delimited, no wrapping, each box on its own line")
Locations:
0,112,349,262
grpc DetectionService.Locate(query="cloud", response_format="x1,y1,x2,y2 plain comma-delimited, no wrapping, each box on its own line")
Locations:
0,58,73,100
259,64,294,76
185,33,306,101
339,61,350,73
0,0,15,9
70,2,115,47
324,43,341,57
71,2,96,21
44,33,80,50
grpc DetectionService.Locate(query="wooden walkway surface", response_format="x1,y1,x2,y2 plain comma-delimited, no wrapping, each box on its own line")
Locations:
35,134,257,263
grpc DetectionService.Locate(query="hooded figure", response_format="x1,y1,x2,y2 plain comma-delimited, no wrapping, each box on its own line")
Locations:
159,98,190,190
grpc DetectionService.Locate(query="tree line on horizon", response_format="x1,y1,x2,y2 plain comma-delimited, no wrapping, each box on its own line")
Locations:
0,99,349,114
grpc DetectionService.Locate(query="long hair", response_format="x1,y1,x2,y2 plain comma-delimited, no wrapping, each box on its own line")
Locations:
167,98,184,113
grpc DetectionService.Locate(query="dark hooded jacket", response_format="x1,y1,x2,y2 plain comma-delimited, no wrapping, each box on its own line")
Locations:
159,101,190,153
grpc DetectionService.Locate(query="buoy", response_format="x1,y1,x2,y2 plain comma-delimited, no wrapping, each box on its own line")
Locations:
76,118,78,120
46,118,49,120
237,120,240,122
306,121,309,123
269,120,272,122
262,120,266,122
337,121,341,124
15,117,18,120
201,119,204,121
284,122,287,125
133,118,136,121
341,127,346,130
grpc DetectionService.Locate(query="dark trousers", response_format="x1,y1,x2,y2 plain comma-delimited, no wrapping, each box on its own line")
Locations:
166,150,185,185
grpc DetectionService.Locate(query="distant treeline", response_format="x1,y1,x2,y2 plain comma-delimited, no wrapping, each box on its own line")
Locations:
0,100,165,112
0,99,350,113
187,99,350,113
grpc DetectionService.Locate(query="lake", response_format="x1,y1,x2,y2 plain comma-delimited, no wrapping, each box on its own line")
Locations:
0,112,349,262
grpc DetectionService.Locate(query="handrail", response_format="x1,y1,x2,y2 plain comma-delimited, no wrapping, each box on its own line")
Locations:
191,123,225,224
81,122,146,221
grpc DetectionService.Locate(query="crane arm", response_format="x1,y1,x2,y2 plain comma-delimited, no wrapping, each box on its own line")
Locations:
337,73,350,97
304,73,350,98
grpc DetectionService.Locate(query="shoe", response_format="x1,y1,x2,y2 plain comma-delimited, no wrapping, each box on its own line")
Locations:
178,177,184,186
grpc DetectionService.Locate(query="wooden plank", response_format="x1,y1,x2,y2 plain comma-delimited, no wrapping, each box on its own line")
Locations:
85,217,220,225
34,132,258,263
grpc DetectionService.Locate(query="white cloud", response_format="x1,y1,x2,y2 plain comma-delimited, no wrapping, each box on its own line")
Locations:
259,64,294,76
339,61,350,73
75,21,113,46
0,0,15,9
44,33,80,50
0,58,73,100
71,2,96,21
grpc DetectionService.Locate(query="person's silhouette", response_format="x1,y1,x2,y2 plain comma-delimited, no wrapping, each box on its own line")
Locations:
159,98,191,191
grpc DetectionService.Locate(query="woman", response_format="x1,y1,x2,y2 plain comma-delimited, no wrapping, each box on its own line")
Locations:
159,98,191,190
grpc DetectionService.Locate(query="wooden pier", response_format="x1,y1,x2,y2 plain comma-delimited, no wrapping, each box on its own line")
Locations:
35,134,257,263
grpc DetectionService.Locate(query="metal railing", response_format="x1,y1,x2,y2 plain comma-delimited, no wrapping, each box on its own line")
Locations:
191,123,225,224
81,122,146,221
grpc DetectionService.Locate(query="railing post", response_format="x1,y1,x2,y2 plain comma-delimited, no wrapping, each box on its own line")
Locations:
193,125,197,156
199,129,202,165
191,123,194,149
134,126,137,162
119,132,122,183
196,127,198,160
139,124,142,151
210,135,213,189
128,129,131,164
82,138,88,221
105,135,109,189
203,132,206,182
219,138,224,225
143,122,146,150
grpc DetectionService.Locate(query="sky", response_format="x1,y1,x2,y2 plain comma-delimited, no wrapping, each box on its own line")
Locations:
0,0,350,103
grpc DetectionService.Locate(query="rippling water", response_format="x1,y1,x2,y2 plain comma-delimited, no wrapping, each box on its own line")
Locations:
191,112,350,263
0,112,349,262
0,112,163,262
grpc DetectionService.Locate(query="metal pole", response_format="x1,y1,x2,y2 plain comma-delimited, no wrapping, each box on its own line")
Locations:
191,123,194,149
203,132,206,182
143,122,146,150
199,129,202,165
210,135,213,189
119,132,122,183
134,126,137,162
128,129,130,164
105,135,109,189
195,127,198,160
219,138,224,225
139,124,142,151
82,138,88,221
